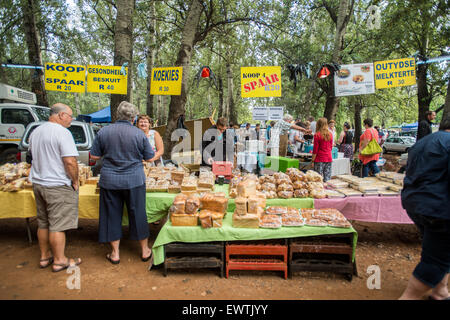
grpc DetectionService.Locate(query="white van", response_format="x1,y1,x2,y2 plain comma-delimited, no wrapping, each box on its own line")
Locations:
0,83,50,163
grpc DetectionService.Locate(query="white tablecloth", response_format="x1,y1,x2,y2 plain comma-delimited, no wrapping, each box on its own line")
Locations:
237,152,258,172
331,157,351,176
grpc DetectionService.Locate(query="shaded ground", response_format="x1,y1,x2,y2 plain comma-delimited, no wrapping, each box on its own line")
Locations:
0,217,429,300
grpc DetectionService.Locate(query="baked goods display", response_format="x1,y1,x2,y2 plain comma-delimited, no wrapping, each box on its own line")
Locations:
266,206,288,215
327,172,405,197
259,214,282,228
78,163,94,186
281,209,305,227
145,166,216,194
300,208,352,228
170,191,228,227
0,162,32,192
230,169,331,199
232,177,266,228
324,189,345,198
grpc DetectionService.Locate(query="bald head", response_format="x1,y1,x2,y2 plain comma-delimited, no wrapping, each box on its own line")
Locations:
50,103,71,116
49,103,73,128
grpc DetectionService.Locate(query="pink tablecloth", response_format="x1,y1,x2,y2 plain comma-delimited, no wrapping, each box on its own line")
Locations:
314,196,413,224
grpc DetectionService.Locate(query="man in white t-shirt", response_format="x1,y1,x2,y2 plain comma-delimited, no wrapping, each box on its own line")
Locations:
29,103,82,272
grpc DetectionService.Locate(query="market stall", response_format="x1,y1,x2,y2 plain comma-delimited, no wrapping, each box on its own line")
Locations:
296,152,351,176
152,208,358,266
314,196,413,224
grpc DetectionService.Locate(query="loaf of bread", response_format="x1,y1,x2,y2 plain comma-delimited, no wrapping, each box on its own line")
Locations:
306,170,323,182
261,182,277,192
247,197,260,214
200,193,229,213
185,194,200,214
237,179,256,198
294,189,309,198
277,191,293,199
199,210,214,228
277,183,294,192
235,197,247,215
232,213,260,228
171,194,187,214
211,211,224,228
293,180,308,190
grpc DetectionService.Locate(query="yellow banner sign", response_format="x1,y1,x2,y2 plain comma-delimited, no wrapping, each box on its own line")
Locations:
374,58,416,89
45,63,85,93
87,65,127,94
241,66,282,98
150,67,182,95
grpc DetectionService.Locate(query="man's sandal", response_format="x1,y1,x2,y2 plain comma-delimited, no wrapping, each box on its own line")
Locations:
39,257,54,269
52,258,82,273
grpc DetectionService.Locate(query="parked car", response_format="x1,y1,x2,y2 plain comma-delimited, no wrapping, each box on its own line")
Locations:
0,83,50,164
382,136,415,154
18,120,98,168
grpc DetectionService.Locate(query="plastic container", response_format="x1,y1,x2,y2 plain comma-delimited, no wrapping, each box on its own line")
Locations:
304,144,314,153
332,147,338,159
337,152,344,159
212,161,232,177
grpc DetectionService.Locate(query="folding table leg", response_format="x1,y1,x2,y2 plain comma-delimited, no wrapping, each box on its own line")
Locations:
25,218,33,244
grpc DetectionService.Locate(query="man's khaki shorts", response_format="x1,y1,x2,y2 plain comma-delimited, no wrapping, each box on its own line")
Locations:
33,184,79,232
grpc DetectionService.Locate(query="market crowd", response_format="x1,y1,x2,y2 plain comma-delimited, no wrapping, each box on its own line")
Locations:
27,101,449,301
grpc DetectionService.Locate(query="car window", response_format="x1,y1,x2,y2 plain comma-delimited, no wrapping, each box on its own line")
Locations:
1,108,34,127
31,107,50,121
25,123,86,144
386,138,394,143
68,125,87,144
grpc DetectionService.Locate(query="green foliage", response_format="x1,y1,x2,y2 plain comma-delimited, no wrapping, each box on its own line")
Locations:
0,0,448,125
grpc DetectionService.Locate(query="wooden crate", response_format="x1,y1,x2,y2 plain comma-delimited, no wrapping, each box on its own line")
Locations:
289,233,357,281
163,242,224,277
225,239,288,279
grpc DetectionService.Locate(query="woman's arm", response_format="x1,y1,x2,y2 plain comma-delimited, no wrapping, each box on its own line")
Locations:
291,124,308,133
152,131,164,161
338,131,345,144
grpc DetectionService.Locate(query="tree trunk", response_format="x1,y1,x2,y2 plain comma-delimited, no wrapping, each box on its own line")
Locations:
162,0,203,159
97,93,101,110
323,0,353,121
354,102,362,152
303,80,314,117
21,0,48,106
74,93,81,116
156,95,162,124
110,0,135,123
146,0,156,118
207,87,212,116
416,64,432,123
218,77,224,118
441,79,450,126
227,62,237,125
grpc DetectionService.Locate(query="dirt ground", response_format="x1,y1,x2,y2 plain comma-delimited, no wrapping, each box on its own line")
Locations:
1,154,438,301
0,216,429,300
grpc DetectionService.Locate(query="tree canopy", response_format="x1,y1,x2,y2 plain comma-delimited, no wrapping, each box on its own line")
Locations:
0,0,448,131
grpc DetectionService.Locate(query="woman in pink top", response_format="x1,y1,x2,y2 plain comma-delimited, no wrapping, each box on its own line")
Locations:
312,118,333,182
359,118,380,177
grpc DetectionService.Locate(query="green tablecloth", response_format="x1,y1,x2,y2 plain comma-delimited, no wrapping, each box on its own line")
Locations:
152,201,357,266
145,184,231,223
145,184,316,223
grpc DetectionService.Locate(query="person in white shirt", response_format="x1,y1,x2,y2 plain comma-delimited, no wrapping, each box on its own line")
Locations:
308,116,316,134
328,120,337,146
29,103,82,272
268,114,310,156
